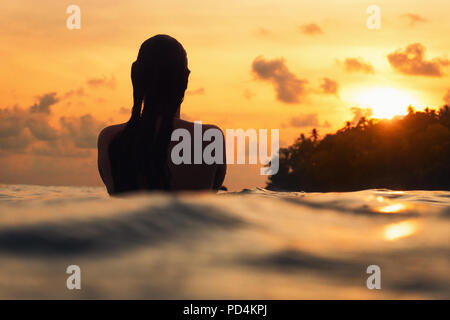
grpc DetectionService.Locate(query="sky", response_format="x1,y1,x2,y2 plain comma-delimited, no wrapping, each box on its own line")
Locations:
1,0,449,190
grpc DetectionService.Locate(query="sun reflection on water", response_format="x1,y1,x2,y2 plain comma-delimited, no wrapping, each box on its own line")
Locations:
377,203,407,213
383,220,419,241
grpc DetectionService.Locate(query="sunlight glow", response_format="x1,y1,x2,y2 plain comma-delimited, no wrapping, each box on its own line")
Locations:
377,203,406,213
357,88,419,119
383,220,419,241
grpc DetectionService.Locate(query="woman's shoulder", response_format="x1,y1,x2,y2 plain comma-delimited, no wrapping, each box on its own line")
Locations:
97,123,127,148
174,118,224,135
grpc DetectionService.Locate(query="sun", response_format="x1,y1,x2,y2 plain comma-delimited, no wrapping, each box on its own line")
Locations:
356,88,419,119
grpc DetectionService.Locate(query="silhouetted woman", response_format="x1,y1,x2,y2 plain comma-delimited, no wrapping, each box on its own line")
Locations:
97,35,226,195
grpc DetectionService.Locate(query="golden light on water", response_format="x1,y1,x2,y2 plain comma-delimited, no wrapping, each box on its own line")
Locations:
356,88,419,119
383,220,419,241
377,203,406,213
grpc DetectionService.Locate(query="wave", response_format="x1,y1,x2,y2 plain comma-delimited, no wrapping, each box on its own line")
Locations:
0,185,448,299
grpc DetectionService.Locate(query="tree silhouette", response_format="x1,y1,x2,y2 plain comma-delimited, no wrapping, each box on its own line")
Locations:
311,128,318,142
267,106,450,191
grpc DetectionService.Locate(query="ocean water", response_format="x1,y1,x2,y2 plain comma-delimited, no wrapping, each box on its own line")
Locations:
0,184,449,299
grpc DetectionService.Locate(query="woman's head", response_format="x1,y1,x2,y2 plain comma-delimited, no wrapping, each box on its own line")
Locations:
131,35,190,120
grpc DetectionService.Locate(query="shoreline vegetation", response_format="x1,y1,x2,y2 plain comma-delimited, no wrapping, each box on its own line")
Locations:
267,106,450,192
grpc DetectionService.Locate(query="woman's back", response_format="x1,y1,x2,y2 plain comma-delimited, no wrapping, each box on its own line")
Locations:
98,118,226,194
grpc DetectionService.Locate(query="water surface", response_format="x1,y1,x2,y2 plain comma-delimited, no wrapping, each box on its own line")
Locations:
0,184,448,299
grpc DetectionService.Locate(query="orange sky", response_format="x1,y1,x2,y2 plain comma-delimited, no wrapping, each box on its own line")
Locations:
1,0,449,190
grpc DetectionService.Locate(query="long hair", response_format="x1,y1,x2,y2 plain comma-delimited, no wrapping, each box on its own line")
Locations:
109,35,189,194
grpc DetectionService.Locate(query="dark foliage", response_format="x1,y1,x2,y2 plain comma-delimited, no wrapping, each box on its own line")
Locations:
267,106,450,191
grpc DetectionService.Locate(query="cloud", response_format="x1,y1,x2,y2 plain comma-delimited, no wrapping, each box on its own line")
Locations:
289,114,319,127
387,43,449,77
0,106,26,138
0,87,110,186
284,114,330,128
63,87,86,98
350,107,373,125
86,74,116,89
444,89,450,105
252,56,308,104
0,93,106,156
186,87,205,95
0,106,47,152
299,23,323,35
343,58,375,74
25,114,59,141
0,107,33,151
402,13,427,26
29,92,59,114
60,114,105,149
320,78,339,95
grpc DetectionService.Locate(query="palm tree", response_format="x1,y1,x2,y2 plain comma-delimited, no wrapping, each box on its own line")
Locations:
345,121,351,131
311,128,318,142
300,133,306,142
